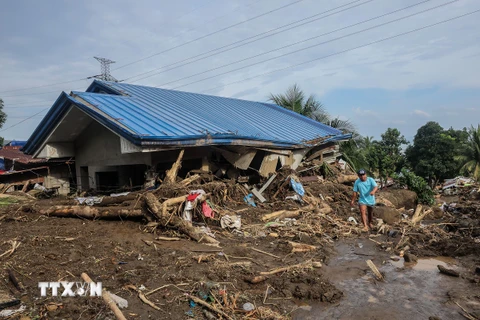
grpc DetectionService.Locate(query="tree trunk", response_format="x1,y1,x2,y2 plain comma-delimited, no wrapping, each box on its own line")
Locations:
95,194,139,206
40,206,144,218
164,149,185,184
145,193,219,245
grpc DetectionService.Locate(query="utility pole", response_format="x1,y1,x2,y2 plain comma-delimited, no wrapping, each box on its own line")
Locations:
93,57,118,82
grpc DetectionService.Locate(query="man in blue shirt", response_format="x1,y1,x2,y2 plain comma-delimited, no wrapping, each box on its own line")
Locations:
350,169,378,232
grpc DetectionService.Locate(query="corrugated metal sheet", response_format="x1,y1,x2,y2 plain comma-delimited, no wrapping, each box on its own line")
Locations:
23,80,350,154
74,81,343,147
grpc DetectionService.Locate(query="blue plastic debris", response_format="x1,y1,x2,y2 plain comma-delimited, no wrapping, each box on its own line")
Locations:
189,300,197,308
185,310,194,317
244,193,257,207
290,179,305,197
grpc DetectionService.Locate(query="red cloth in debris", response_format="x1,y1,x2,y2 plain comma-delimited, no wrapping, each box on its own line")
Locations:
187,193,201,202
202,201,214,218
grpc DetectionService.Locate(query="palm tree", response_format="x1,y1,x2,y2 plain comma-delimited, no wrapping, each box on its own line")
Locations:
457,124,480,180
328,117,357,135
269,84,330,122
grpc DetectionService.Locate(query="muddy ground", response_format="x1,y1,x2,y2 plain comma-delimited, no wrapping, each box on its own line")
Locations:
0,181,479,320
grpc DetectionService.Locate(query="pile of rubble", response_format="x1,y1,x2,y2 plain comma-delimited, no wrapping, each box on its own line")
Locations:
1,153,480,319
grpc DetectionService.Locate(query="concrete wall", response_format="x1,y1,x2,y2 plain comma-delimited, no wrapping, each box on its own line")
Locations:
72,122,219,190
44,165,72,195
74,122,151,190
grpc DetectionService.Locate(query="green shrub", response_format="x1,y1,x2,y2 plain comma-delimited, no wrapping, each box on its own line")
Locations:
394,169,435,205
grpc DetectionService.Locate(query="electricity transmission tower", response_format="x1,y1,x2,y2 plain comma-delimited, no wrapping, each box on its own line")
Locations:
93,56,118,82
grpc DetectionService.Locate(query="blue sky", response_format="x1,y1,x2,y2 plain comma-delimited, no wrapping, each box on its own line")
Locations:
1,0,479,143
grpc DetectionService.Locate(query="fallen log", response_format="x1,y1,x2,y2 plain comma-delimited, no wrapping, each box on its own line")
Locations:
95,194,139,207
165,149,185,184
81,273,127,320
145,193,219,245
262,209,300,222
161,195,186,217
40,206,144,219
287,241,316,253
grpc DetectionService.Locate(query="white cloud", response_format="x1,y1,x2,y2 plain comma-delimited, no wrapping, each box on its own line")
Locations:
1,0,480,140
413,110,430,117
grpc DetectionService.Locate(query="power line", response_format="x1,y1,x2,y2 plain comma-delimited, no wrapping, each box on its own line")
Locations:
4,106,49,109
1,87,85,99
2,100,54,107
113,0,305,71
156,0,435,88
3,7,477,133
199,9,480,94
0,108,49,133
8,115,45,119
0,79,87,94
168,0,460,90
0,0,261,96
1,89,72,98
124,0,370,83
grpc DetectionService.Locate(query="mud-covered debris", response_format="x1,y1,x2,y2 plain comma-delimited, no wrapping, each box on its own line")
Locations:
437,265,460,277
404,253,418,263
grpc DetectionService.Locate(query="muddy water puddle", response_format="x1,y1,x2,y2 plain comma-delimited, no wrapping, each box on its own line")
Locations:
294,239,470,320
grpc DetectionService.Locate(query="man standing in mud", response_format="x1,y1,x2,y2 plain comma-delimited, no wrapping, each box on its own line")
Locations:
350,169,378,232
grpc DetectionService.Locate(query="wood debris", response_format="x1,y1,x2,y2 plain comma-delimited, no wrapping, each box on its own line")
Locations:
366,259,384,281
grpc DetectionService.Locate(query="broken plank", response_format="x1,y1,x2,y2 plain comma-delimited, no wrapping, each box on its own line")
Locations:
251,188,266,203
258,174,277,194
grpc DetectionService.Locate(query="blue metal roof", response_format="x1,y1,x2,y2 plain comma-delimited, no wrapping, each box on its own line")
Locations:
23,80,349,154
4,140,27,147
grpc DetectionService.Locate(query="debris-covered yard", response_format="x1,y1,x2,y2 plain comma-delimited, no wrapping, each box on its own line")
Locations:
0,164,479,320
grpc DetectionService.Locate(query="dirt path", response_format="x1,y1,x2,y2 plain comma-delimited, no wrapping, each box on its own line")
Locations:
294,238,480,320
0,211,340,319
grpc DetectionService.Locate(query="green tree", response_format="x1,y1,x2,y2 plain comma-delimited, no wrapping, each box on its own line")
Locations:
269,84,366,171
0,98,6,145
370,128,408,186
328,117,357,134
406,121,461,186
339,135,376,173
456,124,480,180
269,84,330,123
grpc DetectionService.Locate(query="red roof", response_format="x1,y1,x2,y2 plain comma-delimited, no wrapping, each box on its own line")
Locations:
0,148,71,164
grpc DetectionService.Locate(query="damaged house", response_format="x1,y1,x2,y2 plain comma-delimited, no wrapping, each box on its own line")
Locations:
0,143,73,195
21,81,350,192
